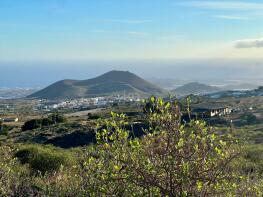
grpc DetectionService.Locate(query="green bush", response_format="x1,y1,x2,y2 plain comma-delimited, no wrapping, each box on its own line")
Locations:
85,97,262,196
235,144,263,175
0,124,13,135
41,118,53,126
48,113,67,124
15,145,75,174
240,113,257,125
88,114,101,120
0,146,16,195
22,119,42,131
22,113,67,131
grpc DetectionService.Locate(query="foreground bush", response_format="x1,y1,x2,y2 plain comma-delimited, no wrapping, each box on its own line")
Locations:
15,144,75,174
81,97,262,196
235,144,263,175
0,146,16,196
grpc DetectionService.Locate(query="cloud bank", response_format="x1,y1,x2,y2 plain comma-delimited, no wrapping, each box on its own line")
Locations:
234,38,263,48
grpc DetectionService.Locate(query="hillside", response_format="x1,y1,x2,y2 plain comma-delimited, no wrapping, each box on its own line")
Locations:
0,88,39,99
28,71,165,99
207,86,263,99
173,82,221,96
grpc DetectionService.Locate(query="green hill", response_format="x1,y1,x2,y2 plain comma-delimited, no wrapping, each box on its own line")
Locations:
173,82,221,96
28,71,165,99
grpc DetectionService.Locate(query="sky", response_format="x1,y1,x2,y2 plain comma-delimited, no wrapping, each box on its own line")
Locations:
1,0,263,87
1,0,263,61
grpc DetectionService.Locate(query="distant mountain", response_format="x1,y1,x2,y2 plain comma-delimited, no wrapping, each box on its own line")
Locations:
207,86,263,99
28,71,165,99
0,88,39,99
173,82,221,96
223,83,259,91
147,78,191,90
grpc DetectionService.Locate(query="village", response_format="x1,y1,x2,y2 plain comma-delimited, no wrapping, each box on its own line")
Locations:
1,93,262,130
37,94,142,111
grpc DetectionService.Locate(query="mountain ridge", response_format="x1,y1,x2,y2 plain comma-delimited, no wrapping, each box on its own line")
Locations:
28,70,165,99
173,82,221,96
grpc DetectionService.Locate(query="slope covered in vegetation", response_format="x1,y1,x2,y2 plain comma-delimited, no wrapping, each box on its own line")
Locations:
0,98,262,196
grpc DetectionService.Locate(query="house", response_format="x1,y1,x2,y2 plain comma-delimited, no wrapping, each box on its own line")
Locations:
191,103,231,118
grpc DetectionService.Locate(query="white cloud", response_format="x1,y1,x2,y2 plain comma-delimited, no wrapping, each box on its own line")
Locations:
215,15,249,20
234,38,263,48
179,1,263,10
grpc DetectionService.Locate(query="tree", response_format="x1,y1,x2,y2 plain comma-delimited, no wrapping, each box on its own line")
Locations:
21,114,67,131
48,113,66,124
240,113,257,126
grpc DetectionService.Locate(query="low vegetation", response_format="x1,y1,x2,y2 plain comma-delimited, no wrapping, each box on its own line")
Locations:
0,97,262,196
22,113,66,131
0,124,13,136
15,144,75,174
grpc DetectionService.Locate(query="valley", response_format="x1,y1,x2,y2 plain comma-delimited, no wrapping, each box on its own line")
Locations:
2,0,263,195
1,73,263,195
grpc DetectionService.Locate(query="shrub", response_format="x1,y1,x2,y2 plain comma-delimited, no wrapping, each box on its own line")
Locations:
15,145,75,174
22,119,42,131
239,113,257,125
21,113,67,131
0,146,16,195
48,113,67,124
0,125,13,135
81,97,254,196
235,144,263,175
41,118,53,126
88,114,101,120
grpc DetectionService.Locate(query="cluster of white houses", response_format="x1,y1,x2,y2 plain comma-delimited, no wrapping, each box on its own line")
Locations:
38,95,142,111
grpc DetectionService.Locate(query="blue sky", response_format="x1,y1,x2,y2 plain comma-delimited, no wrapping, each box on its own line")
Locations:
1,0,263,61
